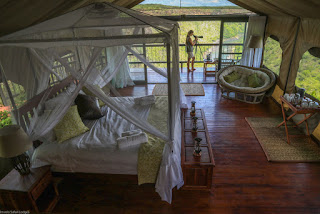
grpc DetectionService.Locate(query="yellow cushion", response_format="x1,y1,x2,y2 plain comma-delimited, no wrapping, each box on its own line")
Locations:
313,123,320,141
272,85,283,104
272,85,289,110
82,85,106,107
54,105,89,143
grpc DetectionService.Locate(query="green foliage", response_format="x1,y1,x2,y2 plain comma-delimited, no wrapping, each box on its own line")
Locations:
129,21,245,69
0,110,12,128
295,51,320,100
223,22,245,43
132,4,249,16
263,38,282,75
134,4,241,10
0,82,27,108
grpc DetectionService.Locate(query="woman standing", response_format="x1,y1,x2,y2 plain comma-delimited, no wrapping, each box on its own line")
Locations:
186,30,198,72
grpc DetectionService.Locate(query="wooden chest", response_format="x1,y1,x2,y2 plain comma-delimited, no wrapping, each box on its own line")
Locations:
181,109,215,190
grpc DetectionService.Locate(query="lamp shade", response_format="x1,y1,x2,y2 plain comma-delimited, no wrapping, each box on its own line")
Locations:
0,125,32,158
247,35,263,48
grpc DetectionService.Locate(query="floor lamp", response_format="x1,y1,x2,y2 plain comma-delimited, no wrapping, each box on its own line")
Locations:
247,35,263,67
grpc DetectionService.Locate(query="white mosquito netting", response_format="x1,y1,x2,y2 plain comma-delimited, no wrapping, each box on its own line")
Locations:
0,3,186,203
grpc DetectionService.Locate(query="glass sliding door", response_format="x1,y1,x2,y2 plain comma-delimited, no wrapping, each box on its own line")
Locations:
219,21,247,69
127,45,147,84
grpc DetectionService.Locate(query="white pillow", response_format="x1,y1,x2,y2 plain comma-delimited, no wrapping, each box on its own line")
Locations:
34,110,57,143
44,92,68,111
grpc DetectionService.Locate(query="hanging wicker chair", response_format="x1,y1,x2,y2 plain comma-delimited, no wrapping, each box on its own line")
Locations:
216,65,276,104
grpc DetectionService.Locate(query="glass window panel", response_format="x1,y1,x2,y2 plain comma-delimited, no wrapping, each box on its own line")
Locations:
223,22,246,44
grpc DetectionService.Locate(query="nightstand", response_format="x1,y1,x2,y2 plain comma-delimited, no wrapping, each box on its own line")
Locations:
0,166,60,213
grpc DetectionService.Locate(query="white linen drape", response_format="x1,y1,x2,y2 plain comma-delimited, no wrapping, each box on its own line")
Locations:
106,46,134,88
241,16,267,68
0,47,51,99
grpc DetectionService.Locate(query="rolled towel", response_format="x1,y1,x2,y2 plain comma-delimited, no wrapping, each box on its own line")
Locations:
134,95,156,106
117,132,148,150
121,129,142,137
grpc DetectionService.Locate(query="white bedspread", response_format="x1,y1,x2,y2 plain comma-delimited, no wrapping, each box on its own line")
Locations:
31,97,151,175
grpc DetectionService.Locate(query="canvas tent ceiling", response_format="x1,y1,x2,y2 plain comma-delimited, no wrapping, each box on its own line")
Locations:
2,0,319,38
228,0,320,19
0,0,143,37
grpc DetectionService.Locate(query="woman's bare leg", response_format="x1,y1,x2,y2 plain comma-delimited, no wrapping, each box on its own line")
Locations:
191,57,196,71
187,57,191,72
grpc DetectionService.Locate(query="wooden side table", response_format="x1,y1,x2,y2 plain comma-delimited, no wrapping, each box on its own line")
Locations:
277,96,320,144
203,60,218,76
181,109,215,190
0,166,60,213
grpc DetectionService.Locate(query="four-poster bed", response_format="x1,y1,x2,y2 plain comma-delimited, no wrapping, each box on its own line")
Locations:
0,2,185,203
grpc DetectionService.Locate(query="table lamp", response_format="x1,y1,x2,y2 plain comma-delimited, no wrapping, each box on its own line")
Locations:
247,35,263,67
0,125,33,175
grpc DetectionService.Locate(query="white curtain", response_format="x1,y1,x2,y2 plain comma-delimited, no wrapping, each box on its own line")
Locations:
241,16,267,68
106,46,134,88
0,47,51,99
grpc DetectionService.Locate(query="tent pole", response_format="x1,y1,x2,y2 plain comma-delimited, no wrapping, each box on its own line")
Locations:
0,62,19,125
166,42,173,141
283,18,301,94
259,16,268,67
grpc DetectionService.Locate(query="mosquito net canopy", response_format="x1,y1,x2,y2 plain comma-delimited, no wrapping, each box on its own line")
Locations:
0,2,185,203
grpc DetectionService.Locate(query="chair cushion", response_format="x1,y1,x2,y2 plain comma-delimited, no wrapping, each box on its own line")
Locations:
224,72,240,83
217,65,275,94
248,73,261,88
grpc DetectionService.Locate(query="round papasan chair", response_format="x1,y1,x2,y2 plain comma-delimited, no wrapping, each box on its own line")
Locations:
216,65,276,104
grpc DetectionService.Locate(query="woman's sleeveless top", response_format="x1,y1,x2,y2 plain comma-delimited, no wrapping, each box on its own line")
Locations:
186,36,194,52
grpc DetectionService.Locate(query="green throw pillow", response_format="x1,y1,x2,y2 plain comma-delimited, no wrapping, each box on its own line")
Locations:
54,105,89,143
248,73,261,88
224,72,240,83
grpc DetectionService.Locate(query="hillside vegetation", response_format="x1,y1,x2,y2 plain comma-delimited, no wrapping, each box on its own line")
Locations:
129,20,246,69
263,37,320,100
133,4,252,16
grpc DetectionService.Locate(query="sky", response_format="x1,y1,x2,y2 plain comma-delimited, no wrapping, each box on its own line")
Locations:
140,0,237,7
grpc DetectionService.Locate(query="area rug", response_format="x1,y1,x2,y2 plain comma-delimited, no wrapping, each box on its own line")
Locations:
245,117,320,162
152,83,205,96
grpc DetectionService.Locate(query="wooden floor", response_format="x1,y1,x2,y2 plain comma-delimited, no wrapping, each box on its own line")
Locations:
53,84,320,214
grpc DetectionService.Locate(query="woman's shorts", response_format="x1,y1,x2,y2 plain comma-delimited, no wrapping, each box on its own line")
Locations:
187,52,194,58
